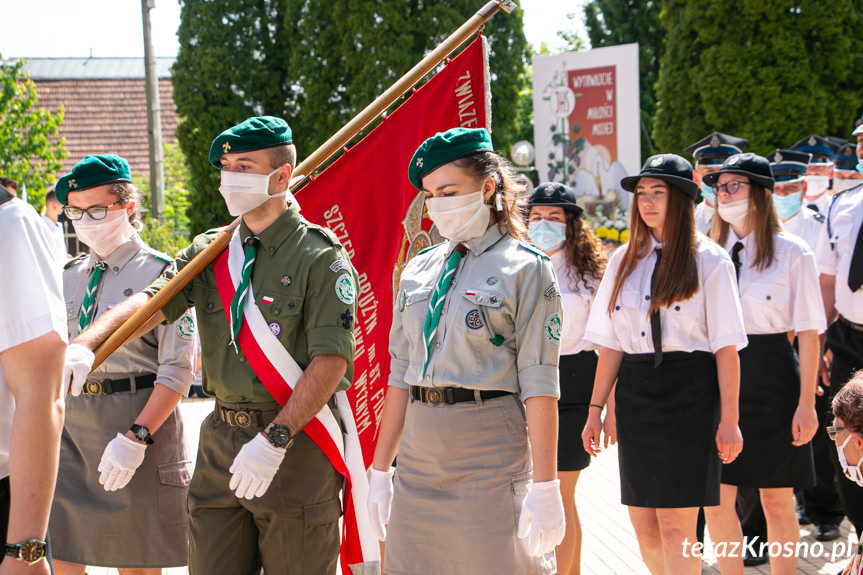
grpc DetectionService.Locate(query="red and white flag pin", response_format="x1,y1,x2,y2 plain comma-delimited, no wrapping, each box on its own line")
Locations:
261,295,275,305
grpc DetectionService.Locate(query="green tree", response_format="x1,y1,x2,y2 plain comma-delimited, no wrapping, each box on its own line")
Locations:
0,55,67,209
583,0,664,159
172,0,527,233
653,0,863,155
136,142,193,256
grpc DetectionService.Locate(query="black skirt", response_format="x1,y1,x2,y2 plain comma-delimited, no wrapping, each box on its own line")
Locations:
721,333,815,489
558,351,598,472
616,351,720,508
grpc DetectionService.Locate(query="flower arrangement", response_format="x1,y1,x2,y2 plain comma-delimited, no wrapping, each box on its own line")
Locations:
589,201,629,249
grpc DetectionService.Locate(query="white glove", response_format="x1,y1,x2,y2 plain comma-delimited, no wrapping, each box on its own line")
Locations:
517,479,566,557
228,433,286,499
63,343,95,396
367,466,396,541
98,433,147,491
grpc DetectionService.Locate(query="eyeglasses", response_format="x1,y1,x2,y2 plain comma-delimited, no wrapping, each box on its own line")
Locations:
714,181,750,196
827,425,847,440
63,201,122,221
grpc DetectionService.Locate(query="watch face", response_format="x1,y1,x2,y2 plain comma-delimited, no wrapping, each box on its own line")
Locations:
266,424,292,448
19,540,45,564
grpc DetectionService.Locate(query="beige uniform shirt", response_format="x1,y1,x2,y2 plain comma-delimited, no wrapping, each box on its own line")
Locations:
64,234,196,395
389,225,562,401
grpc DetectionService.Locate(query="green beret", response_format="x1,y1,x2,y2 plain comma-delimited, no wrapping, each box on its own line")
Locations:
408,127,494,189
55,154,132,204
209,116,293,168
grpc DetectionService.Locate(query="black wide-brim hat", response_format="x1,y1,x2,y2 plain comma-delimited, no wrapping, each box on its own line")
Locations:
527,181,584,218
620,154,698,198
702,152,775,191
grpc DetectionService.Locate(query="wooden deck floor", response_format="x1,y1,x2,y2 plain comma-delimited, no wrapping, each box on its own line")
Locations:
86,398,855,574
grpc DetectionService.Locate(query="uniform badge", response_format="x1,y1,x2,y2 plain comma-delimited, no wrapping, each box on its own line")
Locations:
543,312,562,343
650,156,664,167
68,179,78,190
281,274,292,287
710,134,720,148
398,289,406,312
176,312,196,340
341,309,354,330
329,257,349,274
335,273,356,305
223,141,231,153
124,288,134,297
465,309,484,329
486,276,498,286
268,321,282,337
808,136,817,147
774,151,783,163
543,184,555,195
544,284,560,300
415,157,423,167
728,155,739,165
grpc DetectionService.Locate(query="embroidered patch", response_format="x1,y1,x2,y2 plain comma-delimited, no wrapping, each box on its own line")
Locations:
544,284,560,300
543,312,562,343
281,274,292,287
335,273,356,305
124,288,133,296
465,309,484,329
176,312,196,340
398,289,406,312
268,321,282,337
261,295,274,305
486,276,498,286
329,257,349,274
341,309,354,330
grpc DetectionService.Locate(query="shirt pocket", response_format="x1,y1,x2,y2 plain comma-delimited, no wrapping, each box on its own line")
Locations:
402,287,432,348
66,298,82,323
665,296,703,345
743,282,790,331
461,287,508,343
613,289,643,345
256,292,304,341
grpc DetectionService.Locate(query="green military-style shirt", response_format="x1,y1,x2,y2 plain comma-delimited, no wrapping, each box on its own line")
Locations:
144,203,357,403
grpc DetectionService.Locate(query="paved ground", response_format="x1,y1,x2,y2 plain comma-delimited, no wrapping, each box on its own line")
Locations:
86,397,856,574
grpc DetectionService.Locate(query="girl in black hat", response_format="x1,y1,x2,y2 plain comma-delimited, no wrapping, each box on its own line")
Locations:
703,153,824,575
527,181,607,575
582,154,747,575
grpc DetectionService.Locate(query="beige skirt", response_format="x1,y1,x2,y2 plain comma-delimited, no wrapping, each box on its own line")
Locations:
50,386,191,568
385,392,555,575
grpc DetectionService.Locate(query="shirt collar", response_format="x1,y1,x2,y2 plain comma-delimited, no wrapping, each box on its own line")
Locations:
724,226,751,250
240,201,301,256
87,233,143,276
550,249,566,271
448,223,506,257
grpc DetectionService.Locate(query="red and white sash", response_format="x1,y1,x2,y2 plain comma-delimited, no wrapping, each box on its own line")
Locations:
213,226,379,574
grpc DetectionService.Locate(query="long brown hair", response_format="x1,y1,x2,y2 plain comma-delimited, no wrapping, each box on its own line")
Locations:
560,212,607,294
607,183,699,315
710,181,779,271
452,152,528,240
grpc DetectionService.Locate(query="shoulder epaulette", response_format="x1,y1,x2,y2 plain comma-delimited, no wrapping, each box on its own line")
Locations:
517,240,550,260
64,253,88,270
417,243,445,256
305,222,340,246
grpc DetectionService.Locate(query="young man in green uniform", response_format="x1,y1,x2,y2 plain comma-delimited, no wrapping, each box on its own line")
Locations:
64,117,359,575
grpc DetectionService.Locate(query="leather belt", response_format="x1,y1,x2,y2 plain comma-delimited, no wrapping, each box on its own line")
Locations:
410,386,512,406
839,315,863,333
214,400,279,428
82,373,157,396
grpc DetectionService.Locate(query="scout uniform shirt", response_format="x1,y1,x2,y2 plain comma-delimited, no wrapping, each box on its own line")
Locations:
145,203,357,402
388,224,562,401
64,234,196,392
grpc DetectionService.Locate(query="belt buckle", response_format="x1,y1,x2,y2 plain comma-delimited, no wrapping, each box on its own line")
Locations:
84,379,105,396
233,410,253,428
425,387,444,406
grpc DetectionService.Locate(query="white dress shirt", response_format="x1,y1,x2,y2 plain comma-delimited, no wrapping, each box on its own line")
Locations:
551,250,598,356
781,206,823,251
724,230,826,335
695,201,714,236
585,235,747,355
816,186,863,323
804,192,831,215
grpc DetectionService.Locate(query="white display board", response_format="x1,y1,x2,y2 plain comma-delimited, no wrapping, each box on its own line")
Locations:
533,43,640,214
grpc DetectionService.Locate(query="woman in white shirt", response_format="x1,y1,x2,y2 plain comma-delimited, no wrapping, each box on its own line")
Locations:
703,153,824,575
367,128,565,575
527,181,607,575
582,154,746,575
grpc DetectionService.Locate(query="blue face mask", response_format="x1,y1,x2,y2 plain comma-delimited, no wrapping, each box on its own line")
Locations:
528,219,567,252
857,160,863,174
772,191,802,219
700,182,716,205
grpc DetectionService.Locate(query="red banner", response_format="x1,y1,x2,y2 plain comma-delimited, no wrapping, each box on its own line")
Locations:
296,35,490,467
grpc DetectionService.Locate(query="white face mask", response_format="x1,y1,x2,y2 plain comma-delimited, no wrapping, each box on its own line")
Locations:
219,166,287,216
806,175,830,198
72,207,135,258
426,191,491,241
717,198,750,229
837,434,863,487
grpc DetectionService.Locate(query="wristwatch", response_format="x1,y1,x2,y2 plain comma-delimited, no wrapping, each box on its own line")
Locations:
129,423,154,445
4,538,47,564
263,422,293,449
